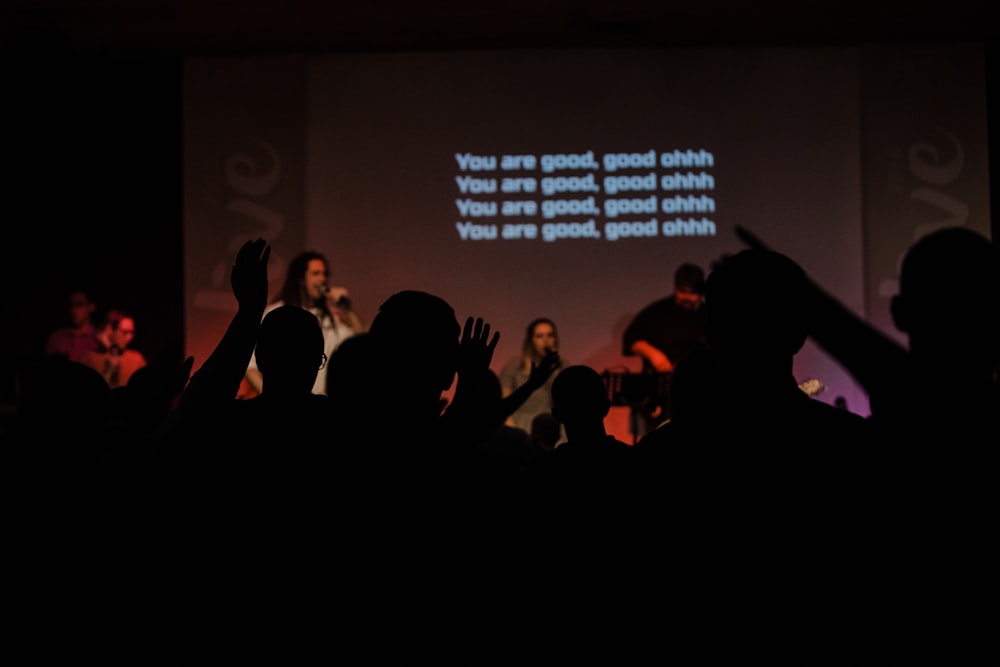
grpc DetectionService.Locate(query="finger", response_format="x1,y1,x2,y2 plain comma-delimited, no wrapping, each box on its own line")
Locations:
488,331,500,352
463,316,474,340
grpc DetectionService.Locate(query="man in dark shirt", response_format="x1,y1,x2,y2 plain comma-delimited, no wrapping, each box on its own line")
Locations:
621,262,707,436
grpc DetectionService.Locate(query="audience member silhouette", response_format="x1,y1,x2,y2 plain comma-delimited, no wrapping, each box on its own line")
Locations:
7,354,120,661
459,364,559,481
528,411,561,455
334,290,511,453
325,315,522,543
327,293,517,516
14,242,568,659
452,344,561,449
526,363,634,496
32,225,998,662
87,240,272,531
11,354,113,521
363,289,464,432
105,340,193,440
523,362,638,543
325,289,465,483
323,290,538,644
75,239,359,660
736,224,999,665
632,247,869,663
209,304,331,478
518,364,644,660
647,344,722,425
638,246,867,451
138,242,334,541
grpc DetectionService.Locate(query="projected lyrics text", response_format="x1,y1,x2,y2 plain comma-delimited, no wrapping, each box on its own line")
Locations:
453,149,718,242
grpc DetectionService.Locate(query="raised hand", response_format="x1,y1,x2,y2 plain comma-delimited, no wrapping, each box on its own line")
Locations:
459,316,500,374
174,238,270,409
230,238,271,313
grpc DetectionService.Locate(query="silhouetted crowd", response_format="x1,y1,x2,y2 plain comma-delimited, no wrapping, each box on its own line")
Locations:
7,228,998,665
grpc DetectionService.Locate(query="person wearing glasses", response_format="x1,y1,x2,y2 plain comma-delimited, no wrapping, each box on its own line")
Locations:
80,308,148,389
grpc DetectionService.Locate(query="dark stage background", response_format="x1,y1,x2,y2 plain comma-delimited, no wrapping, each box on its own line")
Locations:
2,3,998,411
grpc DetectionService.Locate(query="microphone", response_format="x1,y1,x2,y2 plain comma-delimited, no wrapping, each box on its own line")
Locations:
321,284,352,309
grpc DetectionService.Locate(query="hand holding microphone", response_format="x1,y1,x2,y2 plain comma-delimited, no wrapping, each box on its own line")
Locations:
321,284,352,310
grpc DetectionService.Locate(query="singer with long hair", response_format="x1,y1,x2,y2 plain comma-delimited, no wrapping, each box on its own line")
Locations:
242,250,365,396
498,317,567,441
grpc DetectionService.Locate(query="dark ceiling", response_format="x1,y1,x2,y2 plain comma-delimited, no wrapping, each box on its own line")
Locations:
3,1,997,56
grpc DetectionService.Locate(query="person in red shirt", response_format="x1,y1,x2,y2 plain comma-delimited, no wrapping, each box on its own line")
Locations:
44,288,100,363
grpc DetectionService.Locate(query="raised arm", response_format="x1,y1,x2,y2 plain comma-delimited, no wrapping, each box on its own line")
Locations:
734,225,907,409
497,348,561,421
172,238,271,415
444,316,501,441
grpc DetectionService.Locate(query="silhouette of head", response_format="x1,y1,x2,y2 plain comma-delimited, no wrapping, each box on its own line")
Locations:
369,290,461,395
704,248,808,362
551,365,612,425
14,356,111,477
891,226,1000,370
325,331,382,412
530,412,562,451
254,305,325,395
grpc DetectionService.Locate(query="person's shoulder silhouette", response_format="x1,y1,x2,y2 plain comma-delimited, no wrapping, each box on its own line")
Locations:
527,364,634,504
868,226,999,521
550,364,630,449
222,303,331,476
874,227,1000,663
